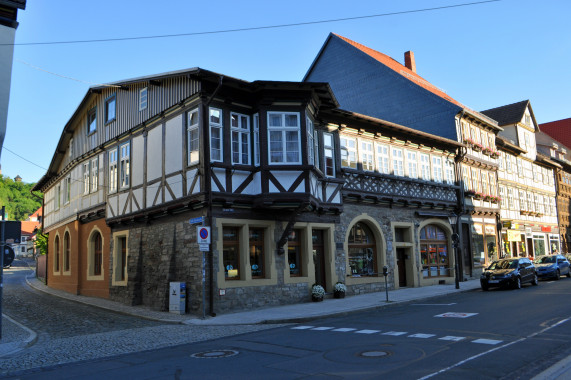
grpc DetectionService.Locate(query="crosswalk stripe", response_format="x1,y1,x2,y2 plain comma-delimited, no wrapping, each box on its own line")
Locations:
355,329,381,334
382,331,407,336
291,326,314,330
439,336,466,342
311,327,335,331
408,333,436,338
332,328,357,332
472,339,503,345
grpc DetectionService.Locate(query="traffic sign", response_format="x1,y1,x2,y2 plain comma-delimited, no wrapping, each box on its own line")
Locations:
189,216,204,225
199,243,210,252
197,226,211,244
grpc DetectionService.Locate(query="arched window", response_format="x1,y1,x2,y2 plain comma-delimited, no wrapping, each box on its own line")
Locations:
348,223,376,276
64,232,70,272
420,225,449,278
54,235,60,273
93,232,102,276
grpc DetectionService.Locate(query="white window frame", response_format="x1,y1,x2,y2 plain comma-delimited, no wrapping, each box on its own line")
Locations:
209,108,223,162
471,168,479,192
392,147,404,176
445,158,455,185
64,177,71,204
462,166,470,191
91,157,99,193
267,111,301,164
120,142,130,189
323,132,335,177
432,156,443,183
231,112,250,165
139,87,148,111
109,149,118,194
55,184,61,210
253,114,260,166
376,143,389,174
489,172,496,196
306,116,314,166
83,162,90,195
69,138,73,159
361,140,374,172
499,186,507,208
87,107,97,135
420,153,431,181
105,94,116,124
187,108,200,165
406,150,417,179
340,136,357,169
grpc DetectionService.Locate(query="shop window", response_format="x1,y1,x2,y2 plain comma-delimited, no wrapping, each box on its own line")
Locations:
471,224,485,268
348,223,376,276
420,225,449,278
223,227,240,280
287,229,302,277
249,228,265,278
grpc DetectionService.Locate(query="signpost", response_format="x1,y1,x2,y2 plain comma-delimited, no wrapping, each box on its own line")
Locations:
196,225,211,320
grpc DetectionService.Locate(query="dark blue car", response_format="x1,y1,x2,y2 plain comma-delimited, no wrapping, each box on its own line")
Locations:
534,255,571,280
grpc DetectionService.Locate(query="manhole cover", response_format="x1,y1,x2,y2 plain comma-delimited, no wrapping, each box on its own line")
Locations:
360,350,390,358
191,349,239,359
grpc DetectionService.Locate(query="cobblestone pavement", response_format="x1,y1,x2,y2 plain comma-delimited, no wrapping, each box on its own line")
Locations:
0,262,281,377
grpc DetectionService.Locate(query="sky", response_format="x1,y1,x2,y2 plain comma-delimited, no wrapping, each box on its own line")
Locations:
2,0,570,184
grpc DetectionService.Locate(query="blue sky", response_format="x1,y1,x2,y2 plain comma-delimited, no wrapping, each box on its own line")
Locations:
3,0,570,184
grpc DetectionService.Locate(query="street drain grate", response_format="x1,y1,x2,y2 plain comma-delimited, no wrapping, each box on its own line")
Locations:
191,350,239,359
359,350,391,358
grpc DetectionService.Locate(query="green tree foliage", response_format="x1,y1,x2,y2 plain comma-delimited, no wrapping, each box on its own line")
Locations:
0,175,42,221
34,229,48,255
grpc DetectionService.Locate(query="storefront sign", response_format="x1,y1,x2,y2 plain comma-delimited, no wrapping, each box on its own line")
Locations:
502,221,512,229
541,226,552,232
507,230,521,242
485,225,495,235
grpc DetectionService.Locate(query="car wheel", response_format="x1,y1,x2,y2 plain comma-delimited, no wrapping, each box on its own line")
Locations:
567,270,571,278
481,284,489,291
514,276,521,289
555,270,561,280
532,273,538,286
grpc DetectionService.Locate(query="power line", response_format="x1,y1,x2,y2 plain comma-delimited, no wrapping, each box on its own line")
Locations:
2,0,500,47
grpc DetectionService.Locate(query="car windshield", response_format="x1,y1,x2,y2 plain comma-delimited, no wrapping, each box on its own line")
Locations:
488,260,517,270
535,256,556,264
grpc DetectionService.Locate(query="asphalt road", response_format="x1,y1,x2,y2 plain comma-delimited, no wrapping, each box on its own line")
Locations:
9,276,571,380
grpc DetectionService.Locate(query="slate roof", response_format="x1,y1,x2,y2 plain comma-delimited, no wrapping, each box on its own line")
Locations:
481,100,530,126
540,118,571,149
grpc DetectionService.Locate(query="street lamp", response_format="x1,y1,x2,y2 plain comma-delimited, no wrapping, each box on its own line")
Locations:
448,213,460,290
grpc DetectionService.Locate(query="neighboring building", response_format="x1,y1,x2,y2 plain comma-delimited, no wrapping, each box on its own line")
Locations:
540,118,571,149
20,207,42,257
536,130,571,253
482,101,559,259
0,0,26,156
304,33,502,280
33,67,463,316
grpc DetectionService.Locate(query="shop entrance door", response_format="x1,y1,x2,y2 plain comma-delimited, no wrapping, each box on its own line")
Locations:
397,248,407,287
462,224,472,278
312,230,326,288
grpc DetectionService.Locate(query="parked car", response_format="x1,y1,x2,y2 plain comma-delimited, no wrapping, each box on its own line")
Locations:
480,257,537,291
534,255,571,280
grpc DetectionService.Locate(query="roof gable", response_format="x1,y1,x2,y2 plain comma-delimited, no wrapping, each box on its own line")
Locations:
481,100,531,126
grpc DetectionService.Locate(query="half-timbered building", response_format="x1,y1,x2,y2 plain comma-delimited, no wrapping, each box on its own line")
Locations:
34,67,462,316
304,33,502,279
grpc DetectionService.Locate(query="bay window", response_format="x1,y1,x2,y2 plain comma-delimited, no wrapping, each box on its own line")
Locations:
187,108,199,165
392,148,404,176
361,141,374,171
210,108,223,162
340,137,357,169
231,112,250,165
323,133,335,177
268,112,300,164
376,144,389,174
120,143,130,189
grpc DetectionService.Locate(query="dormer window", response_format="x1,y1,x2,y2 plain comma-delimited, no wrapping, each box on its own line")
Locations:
87,108,97,135
105,94,116,124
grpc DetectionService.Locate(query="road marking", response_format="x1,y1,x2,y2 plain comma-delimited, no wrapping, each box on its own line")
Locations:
355,329,381,334
332,328,357,332
472,339,502,345
311,327,335,331
409,333,436,339
412,303,457,306
439,336,465,342
291,326,314,330
382,331,407,336
434,312,478,318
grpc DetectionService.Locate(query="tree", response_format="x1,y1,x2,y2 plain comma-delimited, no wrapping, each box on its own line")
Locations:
0,175,42,221
34,229,48,256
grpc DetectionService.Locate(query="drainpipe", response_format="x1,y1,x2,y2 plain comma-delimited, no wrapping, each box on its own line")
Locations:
204,75,223,317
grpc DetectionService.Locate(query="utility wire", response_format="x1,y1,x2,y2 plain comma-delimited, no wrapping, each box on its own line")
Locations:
2,0,500,47
15,60,122,88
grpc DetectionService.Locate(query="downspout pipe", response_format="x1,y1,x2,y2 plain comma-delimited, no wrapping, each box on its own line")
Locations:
204,75,223,317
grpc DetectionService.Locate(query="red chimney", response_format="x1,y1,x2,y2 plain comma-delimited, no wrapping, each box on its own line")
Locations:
404,51,416,73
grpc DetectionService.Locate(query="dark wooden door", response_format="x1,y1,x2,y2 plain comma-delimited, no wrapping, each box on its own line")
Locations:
397,248,407,287
312,230,326,288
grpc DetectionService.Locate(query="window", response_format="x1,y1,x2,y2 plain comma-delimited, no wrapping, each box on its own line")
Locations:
376,144,390,174
471,168,480,191
223,227,240,280
489,172,497,196
91,231,103,276
120,143,130,189
210,108,223,162
268,112,300,164
462,166,470,191
287,229,302,276
91,157,98,192
83,162,90,195
231,112,250,165
445,158,455,185
139,87,148,111
432,157,443,183
109,149,118,193
481,171,489,195
340,136,357,169
323,133,335,177
54,235,60,273
249,228,265,279
187,108,199,165
348,223,376,276
112,234,128,285
87,107,97,135
105,94,116,124
55,184,61,209
420,225,449,278
499,152,505,170
519,190,526,211
361,141,374,171
119,236,127,281
392,148,404,176
307,117,314,166
64,177,71,204
507,188,514,209
69,138,73,159
527,192,534,212
406,151,417,179
64,232,70,272
506,153,512,173
253,114,260,166
420,154,431,181
500,186,507,208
